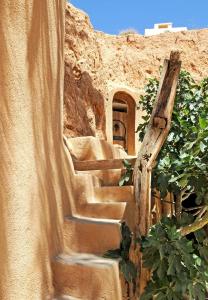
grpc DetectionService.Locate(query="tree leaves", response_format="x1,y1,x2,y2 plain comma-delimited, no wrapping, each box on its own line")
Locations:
104,222,137,284
200,141,206,153
137,70,208,203
119,159,133,186
199,117,208,129
140,217,208,299
136,71,208,299
119,260,137,283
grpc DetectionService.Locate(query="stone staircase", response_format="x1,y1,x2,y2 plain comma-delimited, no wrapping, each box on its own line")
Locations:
53,137,136,300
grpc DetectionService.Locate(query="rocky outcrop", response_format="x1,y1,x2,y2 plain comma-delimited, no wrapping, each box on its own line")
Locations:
64,5,105,138
64,3,208,138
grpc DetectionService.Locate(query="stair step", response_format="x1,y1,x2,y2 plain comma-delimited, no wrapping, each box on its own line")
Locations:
77,202,126,219
74,173,101,205
53,253,122,300
94,186,134,203
63,216,121,255
54,296,81,300
76,169,124,186
65,136,127,161
75,172,101,194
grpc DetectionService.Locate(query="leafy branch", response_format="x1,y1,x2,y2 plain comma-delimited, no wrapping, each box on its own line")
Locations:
119,159,133,186
138,70,208,219
180,210,208,236
137,70,208,299
104,222,137,286
140,216,208,300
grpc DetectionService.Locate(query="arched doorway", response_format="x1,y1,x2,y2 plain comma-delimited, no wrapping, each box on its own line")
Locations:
112,92,136,155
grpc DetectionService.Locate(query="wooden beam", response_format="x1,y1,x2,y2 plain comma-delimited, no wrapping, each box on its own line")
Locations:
133,50,181,295
73,158,136,171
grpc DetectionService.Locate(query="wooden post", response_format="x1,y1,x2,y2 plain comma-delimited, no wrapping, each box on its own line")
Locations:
133,51,181,296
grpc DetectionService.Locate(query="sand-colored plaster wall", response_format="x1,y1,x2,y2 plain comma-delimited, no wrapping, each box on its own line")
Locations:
0,1,76,299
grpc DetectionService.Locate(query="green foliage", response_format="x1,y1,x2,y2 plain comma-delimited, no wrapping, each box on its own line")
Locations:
135,70,208,299
136,78,159,141
104,222,137,284
137,71,208,202
119,159,133,186
140,215,208,300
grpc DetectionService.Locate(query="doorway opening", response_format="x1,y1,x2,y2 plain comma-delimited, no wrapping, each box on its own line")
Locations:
112,92,136,155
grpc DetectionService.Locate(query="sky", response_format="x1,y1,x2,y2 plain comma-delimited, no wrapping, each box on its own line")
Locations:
69,0,208,35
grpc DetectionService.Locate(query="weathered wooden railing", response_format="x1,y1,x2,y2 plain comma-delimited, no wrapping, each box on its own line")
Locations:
72,158,136,171
133,50,181,295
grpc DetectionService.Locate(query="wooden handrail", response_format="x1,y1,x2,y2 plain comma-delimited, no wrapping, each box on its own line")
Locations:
73,158,136,171
134,50,181,294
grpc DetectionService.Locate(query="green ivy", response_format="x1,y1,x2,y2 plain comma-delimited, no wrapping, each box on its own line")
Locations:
140,215,208,300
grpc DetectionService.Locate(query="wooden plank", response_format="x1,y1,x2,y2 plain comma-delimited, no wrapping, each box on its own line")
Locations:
73,158,136,171
134,50,181,234
133,51,181,295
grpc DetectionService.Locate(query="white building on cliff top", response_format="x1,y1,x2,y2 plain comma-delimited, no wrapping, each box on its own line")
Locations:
145,23,187,36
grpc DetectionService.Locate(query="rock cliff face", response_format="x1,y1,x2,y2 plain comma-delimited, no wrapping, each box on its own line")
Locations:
64,3,208,138
64,5,105,138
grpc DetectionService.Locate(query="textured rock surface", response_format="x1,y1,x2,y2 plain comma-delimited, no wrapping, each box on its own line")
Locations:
64,5,105,138
64,3,208,138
